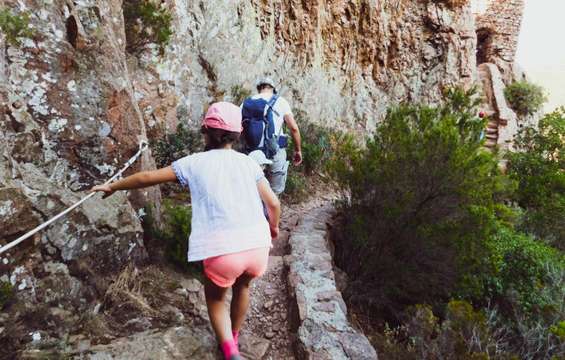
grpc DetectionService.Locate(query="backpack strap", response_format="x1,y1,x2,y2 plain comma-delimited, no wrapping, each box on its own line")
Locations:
265,95,280,117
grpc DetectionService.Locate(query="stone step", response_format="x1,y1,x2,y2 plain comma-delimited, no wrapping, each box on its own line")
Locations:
485,133,498,140
485,139,497,148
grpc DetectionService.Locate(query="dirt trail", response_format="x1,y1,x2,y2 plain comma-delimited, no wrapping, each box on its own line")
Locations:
241,194,335,359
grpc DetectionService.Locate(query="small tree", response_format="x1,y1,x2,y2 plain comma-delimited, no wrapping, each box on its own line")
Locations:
504,80,547,116
330,88,505,319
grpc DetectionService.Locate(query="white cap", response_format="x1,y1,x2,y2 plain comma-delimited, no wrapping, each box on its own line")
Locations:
256,77,277,93
248,150,273,166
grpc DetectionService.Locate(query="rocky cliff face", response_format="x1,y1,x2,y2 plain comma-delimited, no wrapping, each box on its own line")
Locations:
155,0,477,132
0,0,524,357
0,1,159,356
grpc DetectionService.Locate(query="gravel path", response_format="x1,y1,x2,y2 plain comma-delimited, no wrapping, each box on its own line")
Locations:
242,194,337,359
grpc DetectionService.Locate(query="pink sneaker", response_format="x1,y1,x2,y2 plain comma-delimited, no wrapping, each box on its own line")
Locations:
221,339,241,360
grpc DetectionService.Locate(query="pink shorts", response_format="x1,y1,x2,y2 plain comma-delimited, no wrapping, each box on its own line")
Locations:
203,246,270,288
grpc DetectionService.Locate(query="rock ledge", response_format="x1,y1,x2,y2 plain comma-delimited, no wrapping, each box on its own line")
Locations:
287,204,378,360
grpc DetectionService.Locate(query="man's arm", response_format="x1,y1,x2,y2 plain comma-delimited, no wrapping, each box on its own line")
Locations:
91,166,178,197
284,114,302,166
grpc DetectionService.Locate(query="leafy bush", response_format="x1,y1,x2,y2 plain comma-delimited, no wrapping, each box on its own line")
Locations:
159,200,192,268
283,171,307,203
290,111,352,175
123,0,173,54
477,227,564,315
0,8,33,46
144,200,201,273
506,108,565,250
151,123,203,168
0,281,14,309
330,88,502,320
504,80,547,116
282,111,352,200
550,321,565,341
297,122,333,175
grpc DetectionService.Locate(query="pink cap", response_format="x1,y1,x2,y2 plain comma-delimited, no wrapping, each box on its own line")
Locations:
203,102,242,133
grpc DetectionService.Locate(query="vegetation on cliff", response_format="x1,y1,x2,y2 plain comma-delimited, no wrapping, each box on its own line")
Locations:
0,8,33,46
506,108,565,250
331,88,565,358
123,0,173,54
504,80,547,116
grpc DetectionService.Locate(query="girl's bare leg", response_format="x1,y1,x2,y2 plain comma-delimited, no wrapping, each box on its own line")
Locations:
204,277,232,342
230,273,254,333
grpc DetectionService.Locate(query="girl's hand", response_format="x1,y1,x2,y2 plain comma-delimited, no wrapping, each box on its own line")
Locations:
270,226,280,239
91,184,114,199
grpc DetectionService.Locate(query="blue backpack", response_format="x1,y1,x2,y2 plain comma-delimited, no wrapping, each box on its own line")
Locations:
242,95,280,158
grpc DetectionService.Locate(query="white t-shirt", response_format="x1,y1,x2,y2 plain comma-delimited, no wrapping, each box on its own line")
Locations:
248,93,293,135
171,149,271,261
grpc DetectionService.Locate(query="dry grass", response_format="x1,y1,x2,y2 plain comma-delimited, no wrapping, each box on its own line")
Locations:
103,264,158,317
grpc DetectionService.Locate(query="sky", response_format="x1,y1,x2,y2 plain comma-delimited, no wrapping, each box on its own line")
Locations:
516,0,565,112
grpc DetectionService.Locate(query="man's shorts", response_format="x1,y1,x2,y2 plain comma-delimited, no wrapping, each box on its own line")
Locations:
269,149,289,195
203,246,270,288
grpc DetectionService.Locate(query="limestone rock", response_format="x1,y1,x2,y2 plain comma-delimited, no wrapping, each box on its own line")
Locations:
0,1,157,356
73,326,218,360
288,204,377,359
156,0,478,131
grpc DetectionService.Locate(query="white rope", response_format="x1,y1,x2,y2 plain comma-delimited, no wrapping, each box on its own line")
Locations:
0,141,149,256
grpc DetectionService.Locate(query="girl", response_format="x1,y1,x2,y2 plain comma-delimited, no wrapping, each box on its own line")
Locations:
91,102,281,360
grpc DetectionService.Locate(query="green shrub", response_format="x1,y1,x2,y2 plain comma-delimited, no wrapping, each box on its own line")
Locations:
159,200,192,269
289,111,351,175
0,281,14,309
282,111,353,202
330,88,503,320
331,88,564,359
549,321,565,341
123,0,173,54
479,226,564,314
145,200,201,273
504,80,547,116
506,108,565,250
151,123,203,168
297,122,332,175
0,8,34,46
282,171,307,203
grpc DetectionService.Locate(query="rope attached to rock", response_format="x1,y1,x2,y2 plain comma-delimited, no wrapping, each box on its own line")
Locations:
0,141,149,256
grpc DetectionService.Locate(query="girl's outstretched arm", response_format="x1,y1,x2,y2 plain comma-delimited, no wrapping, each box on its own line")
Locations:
91,166,178,197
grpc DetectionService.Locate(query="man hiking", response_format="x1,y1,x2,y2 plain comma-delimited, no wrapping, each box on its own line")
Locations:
241,77,302,195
